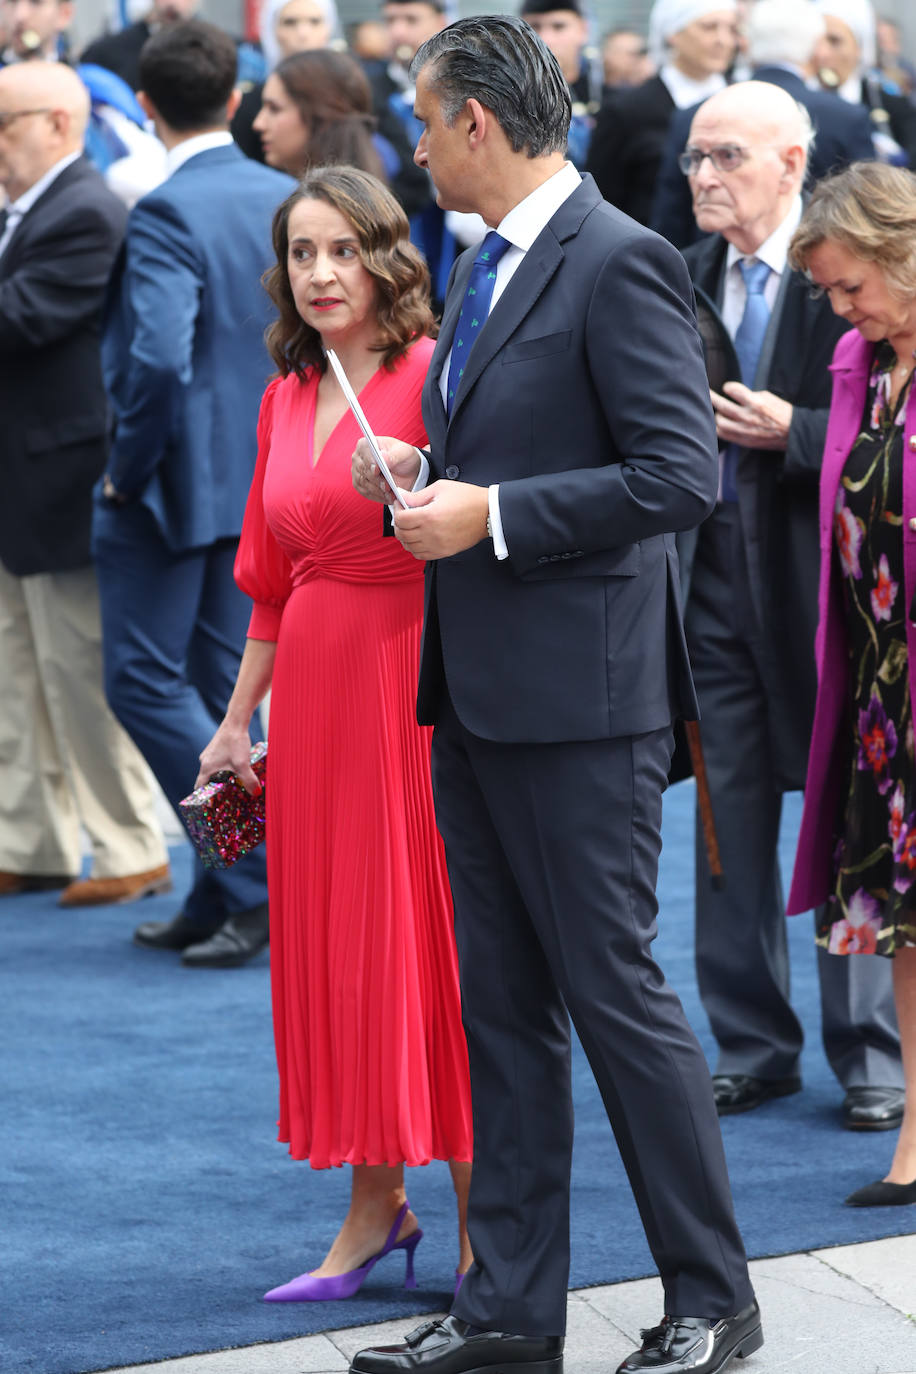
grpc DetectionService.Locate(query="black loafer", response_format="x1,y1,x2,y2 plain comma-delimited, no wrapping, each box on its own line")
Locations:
349,1315,564,1374
712,1075,801,1115
133,910,223,951
845,1177,916,1207
842,1086,905,1132
181,903,269,968
616,1302,763,1374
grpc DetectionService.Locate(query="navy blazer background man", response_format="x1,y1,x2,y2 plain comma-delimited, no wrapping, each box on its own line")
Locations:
677,80,903,1126
0,60,169,905
351,18,759,1374
649,0,875,248
94,21,294,968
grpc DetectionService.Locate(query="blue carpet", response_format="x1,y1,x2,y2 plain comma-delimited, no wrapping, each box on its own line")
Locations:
3,785,914,1374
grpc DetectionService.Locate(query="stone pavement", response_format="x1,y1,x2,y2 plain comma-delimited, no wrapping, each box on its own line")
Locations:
102,1234,916,1374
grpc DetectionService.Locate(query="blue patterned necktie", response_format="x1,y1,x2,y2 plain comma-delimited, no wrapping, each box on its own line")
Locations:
722,257,771,502
446,231,511,416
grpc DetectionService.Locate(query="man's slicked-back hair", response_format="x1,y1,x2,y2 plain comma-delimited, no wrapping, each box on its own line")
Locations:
139,20,238,131
409,15,571,158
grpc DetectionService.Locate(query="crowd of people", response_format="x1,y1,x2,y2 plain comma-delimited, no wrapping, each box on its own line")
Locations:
2,1,916,1373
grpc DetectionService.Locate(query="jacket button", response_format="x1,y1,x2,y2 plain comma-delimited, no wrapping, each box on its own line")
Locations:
445,464,460,479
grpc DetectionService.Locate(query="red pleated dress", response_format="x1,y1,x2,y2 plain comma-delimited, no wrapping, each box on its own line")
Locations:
235,337,472,1168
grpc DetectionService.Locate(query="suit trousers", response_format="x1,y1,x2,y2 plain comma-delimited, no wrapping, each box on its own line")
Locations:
687,505,902,1086
0,560,166,878
432,692,753,1337
92,502,268,923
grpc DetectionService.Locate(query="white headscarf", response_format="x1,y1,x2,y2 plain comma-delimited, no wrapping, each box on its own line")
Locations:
812,0,877,70
648,0,738,67
259,0,341,72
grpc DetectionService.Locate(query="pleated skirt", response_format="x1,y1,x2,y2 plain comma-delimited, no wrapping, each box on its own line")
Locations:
266,575,472,1168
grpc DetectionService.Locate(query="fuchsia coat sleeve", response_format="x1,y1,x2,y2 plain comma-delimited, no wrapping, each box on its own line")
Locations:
787,331,916,914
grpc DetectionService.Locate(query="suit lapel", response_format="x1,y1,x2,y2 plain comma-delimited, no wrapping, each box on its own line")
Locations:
449,234,564,422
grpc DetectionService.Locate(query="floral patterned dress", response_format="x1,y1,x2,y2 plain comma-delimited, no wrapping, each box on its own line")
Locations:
820,341,916,958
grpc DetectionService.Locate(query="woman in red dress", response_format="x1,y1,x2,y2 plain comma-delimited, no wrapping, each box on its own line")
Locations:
197,167,472,1297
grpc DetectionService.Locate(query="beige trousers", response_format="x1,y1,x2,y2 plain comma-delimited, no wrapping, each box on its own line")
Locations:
0,561,168,878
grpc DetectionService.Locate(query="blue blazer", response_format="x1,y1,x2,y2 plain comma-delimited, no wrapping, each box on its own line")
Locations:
102,143,295,551
417,176,718,743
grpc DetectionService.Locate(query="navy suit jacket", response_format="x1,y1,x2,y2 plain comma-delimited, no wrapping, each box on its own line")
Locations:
102,143,295,551
678,231,851,789
416,175,718,743
0,156,126,576
650,66,876,249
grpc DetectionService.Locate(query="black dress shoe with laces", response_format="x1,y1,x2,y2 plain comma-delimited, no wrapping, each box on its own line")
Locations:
349,1315,564,1374
616,1303,763,1374
712,1075,801,1115
133,910,223,951
181,903,269,968
842,1086,905,1131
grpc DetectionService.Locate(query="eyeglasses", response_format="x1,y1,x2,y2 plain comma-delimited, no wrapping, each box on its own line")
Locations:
678,144,752,176
0,107,51,132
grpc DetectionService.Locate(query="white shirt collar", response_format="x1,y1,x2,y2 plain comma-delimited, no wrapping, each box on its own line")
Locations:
494,161,582,254
9,149,81,217
659,63,727,110
165,131,233,177
725,194,803,278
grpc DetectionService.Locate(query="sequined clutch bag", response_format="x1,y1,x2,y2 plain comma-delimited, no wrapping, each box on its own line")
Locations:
178,742,267,869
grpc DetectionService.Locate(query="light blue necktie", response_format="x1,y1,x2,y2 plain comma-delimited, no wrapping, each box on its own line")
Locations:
721,258,771,502
446,231,511,417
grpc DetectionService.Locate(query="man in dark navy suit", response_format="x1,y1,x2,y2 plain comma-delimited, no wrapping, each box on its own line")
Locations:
0,60,170,905
351,16,759,1374
95,21,294,968
650,0,875,247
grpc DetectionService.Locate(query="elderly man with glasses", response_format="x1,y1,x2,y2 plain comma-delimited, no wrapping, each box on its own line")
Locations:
678,79,904,1129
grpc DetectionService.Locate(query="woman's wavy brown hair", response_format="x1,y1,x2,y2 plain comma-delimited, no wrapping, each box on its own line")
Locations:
789,161,916,302
271,48,385,181
264,165,436,378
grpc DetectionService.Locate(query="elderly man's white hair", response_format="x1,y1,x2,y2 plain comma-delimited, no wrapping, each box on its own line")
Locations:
746,0,825,70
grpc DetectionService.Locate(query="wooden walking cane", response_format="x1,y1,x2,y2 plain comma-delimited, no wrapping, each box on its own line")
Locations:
684,720,724,890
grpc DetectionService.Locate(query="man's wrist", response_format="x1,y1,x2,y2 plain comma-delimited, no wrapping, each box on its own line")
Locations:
102,473,128,506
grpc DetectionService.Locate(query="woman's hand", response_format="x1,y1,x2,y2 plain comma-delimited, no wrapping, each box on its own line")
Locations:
352,437,422,503
195,722,261,795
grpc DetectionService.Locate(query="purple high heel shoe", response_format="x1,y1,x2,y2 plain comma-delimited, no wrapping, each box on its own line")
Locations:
263,1200,422,1301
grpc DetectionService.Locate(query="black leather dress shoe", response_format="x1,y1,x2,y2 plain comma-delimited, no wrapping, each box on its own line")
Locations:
349,1315,564,1374
845,1177,916,1206
133,910,222,951
616,1302,763,1374
842,1086,905,1131
712,1075,801,1115
181,903,269,968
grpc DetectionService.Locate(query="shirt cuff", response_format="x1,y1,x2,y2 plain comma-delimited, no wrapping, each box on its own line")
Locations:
488,484,508,560
412,450,429,491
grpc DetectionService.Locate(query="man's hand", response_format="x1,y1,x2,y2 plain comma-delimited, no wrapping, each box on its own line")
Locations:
352,437,422,504
393,481,490,560
711,383,793,450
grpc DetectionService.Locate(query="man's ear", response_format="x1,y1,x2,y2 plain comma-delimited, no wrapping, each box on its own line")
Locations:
137,90,155,122
465,97,488,149
226,86,242,121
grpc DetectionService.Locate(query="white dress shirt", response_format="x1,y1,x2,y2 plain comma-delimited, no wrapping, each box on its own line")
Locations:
0,150,81,260
164,130,234,178
424,160,582,559
721,194,803,338
659,63,727,110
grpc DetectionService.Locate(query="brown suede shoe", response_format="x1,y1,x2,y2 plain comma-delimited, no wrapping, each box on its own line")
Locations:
0,871,73,897
58,863,173,907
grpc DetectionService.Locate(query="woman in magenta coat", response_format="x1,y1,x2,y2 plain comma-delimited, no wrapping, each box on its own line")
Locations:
787,162,916,1208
